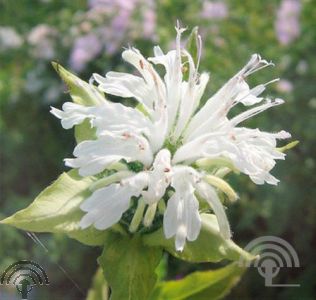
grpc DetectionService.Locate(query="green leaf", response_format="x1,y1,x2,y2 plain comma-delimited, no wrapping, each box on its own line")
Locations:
0,170,108,246
143,214,256,263
155,254,168,282
86,268,109,300
98,232,163,300
150,263,245,300
52,62,105,106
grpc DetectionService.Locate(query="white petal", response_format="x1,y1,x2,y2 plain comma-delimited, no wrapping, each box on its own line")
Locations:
148,27,183,132
163,193,178,239
80,185,130,229
80,173,148,230
163,166,201,251
93,72,154,111
184,54,274,142
50,102,96,129
67,133,153,176
91,101,151,137
223,128,290,185
173,131,239,164
172,72,210,140
196,181,231,239
142,149,172,204
120,48,169,149
230,98,284,127
122,48,165,93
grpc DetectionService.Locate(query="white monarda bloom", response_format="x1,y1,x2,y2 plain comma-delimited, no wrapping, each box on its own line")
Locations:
51,26,290,251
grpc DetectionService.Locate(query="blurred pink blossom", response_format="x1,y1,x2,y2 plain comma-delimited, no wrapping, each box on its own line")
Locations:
28,24,58,59
86,0,156,55
275,0,301,45
89,0,135,11
142,0,157,39
0,26,23,51
201,1,228,20
276,79,293,93
69,33,102,72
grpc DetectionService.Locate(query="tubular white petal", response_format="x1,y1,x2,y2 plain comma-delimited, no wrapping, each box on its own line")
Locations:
50,102,96,129
230,98,285,127
80,173,148,230
163,166,201,251
67,134,153,176
175,224,187,252
148,26,185,133
91,101,151,137
93,72,154,111
196,181,231,239
184,54,276,142
164,192,201,251
122,48,160,86
173,71,210,140
142,149,172,204
79,185,130,229
183,76,239,141
173,131,238,164
163,193,178,239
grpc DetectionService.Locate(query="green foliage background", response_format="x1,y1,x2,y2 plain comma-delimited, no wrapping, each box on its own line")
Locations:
0,0,315,299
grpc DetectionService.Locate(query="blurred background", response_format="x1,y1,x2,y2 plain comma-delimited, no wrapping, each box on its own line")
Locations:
0,0,315,299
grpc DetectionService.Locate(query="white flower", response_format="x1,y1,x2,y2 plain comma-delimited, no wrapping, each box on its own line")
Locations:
51,25,290,251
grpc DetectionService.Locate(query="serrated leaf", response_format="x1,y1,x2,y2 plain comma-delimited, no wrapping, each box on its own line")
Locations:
143,214,256,263
86,268,109,300
150,263,245,300
52,62,105,106
98,232,163,300
0,170,108,246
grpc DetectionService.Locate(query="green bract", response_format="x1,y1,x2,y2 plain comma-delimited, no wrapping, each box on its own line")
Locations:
0,170,108,246
143,214,255,263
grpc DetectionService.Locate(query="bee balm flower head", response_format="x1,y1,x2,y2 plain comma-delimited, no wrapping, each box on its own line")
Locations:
51,25,291,251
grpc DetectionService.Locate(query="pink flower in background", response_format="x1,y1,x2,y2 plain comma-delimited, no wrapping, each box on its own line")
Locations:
88,0,106,8
89,0,136,12
85,0,157,55
0,26,23,51
69,34,102,72
201,1,228,20
142,0,157,39
24,0,157,69
276,79,293,93
275,0,301,45
28,24,58,59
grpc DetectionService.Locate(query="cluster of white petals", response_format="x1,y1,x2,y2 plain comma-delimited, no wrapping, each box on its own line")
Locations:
51,25,290,251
